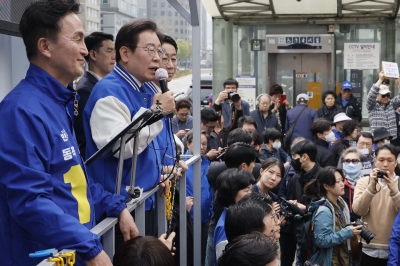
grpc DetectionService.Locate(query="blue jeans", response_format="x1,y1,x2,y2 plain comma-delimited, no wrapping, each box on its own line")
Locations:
205,234,214,266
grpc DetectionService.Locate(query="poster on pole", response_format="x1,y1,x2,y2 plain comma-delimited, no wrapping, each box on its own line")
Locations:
382,61,399,79
236,75,256,111
343,43,380,69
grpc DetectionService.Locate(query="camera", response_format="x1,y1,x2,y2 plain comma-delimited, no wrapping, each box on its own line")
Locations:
377,170,387,180
279,197,305,219
227,90,241,103
353,219,375,244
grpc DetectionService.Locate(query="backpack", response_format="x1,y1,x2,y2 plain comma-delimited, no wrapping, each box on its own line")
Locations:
295,204,332,266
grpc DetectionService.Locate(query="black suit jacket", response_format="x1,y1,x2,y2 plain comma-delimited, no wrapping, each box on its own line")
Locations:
74,71,99,159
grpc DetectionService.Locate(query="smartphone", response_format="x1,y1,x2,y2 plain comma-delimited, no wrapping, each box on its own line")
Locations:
279,94,287,105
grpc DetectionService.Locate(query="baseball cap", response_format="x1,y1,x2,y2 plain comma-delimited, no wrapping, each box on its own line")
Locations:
341,81,353,90
333,112,352,124
379,85,390,95
296,93,309,102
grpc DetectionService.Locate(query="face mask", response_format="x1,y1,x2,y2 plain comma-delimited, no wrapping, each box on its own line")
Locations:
384,139,390,144
272,141,281,150
324,131,336,143
291,158,302,172
343,163,361,182
397,157,400,164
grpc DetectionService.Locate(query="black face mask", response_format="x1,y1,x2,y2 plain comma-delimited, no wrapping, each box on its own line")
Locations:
291,158,302,172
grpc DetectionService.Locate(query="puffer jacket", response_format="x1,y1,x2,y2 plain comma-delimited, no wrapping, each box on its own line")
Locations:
307,197,353,266
366,84,400,140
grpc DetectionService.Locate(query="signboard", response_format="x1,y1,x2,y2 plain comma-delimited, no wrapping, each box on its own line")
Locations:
344,43,380,69
349,69,363,103
236,75,256,111
267,35,332,53
382,61,399,79
296,72,307,79
250,39,262,51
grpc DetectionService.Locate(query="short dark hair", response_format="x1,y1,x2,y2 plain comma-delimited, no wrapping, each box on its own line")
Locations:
186,130,206,144
201,107,220,124
175,98,192,111
249,130,263,147
262,128,282,143
19,0,80,60
304,166,344,199
217,232,280,266
269,84,283,96
163,35,178,52
310,118,332,137
356,132,374,143
225,194,273,242
115,19,160,63
375,143,397,158
216,168,255,207
84,31,114,62
223,78,239,89
224,143,257,168
291,139,318,162
227,128,252,146
238,116,257,129
113,236,174,266
321,90,337,103
341,120,359,138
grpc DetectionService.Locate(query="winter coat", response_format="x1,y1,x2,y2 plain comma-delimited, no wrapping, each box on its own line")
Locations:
335,94,362,122
317,103,343,121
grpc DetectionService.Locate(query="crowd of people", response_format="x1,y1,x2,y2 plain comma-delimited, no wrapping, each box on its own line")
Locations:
4,1,400,266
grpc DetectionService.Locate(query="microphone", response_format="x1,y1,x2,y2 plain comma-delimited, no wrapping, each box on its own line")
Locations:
155,68,169,93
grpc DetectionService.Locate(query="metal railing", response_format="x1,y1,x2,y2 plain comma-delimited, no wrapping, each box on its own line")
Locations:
38,154,201,266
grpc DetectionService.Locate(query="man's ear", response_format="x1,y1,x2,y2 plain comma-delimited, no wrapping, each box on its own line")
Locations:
37,37,52,59
119,46,130,63
89,50,97,62
238,163,245,170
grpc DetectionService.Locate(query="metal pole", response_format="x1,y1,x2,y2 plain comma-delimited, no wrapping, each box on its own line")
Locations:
115,134,127,194
129,131,139,192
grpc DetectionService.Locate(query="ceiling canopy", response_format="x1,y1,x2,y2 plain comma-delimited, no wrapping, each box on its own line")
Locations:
202,0,400,25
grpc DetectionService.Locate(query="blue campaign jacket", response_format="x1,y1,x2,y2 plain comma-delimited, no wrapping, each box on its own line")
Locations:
84,65,162,210
388,211,400,265
184,151,212,223
0,64,126,266
214,209,228,266
306,197,353,266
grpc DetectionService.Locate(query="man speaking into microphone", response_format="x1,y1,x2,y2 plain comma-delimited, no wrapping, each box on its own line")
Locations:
83,19,175,242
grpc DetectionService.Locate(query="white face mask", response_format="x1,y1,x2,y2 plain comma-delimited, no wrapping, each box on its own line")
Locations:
324,131,336,142
384,139,390,144
272,141,281,150
397,157,400,164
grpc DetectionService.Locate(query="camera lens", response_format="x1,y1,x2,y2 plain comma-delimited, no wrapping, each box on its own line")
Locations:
356,219,375,244
231,94,240,103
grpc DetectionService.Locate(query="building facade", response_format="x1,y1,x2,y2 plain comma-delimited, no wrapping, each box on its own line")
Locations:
100,0,138,37
77,0,101,34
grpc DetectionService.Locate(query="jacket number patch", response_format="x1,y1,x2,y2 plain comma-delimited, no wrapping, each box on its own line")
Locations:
63,165,91,224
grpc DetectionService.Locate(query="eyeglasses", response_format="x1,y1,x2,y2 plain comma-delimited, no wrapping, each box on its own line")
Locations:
343,159,360,165
381,94,390,98
204,124,216,130
271,213,281,223
358,142,372,147
136,46,165,58
178,112,189,117
259,102,270,106
161,57,177,65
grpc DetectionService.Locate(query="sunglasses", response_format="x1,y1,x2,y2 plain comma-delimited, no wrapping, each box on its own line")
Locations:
381,94,390,98
343,159,360,165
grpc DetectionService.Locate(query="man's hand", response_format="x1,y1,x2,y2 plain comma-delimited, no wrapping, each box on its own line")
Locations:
176,130,187,139
178,159,188,173
215,90,228,105
119,208,139,241
86,250,113,266
283,162,290,168
368,168,379,193
206,149,220,160
383,171,399,195
376,71,385,87
159,174,171,197
152,91,175,114
233,98,242,110
159,232,176,254
186,196,194,212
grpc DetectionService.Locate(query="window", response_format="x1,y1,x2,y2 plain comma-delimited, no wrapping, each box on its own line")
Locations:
181,29,183,34
161,11,165,16
153,10,157,16
175,20,178,25
181,20,183,25
185,29,187,34
175,29,178,33
175,12,178,16
168,11,172,16
153,2,157,7
168,3,172,8
161,2,165,7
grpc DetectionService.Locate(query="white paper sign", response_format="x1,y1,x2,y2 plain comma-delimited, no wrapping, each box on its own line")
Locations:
382,61,399,79
236,75,256,111
343,43,380,69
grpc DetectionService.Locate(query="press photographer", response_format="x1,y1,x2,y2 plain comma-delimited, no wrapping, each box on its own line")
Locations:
353,144,400,266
